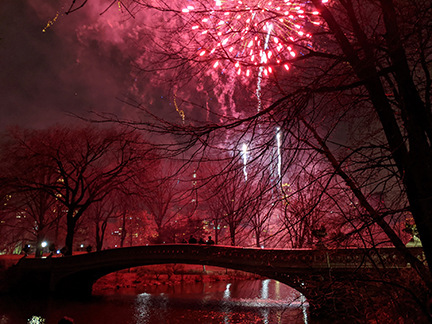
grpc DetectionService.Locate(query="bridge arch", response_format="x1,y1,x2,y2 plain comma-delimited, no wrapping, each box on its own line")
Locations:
8,244,419,317
50,245,306,297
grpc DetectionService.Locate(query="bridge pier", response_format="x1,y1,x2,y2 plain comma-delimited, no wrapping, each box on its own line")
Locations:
5,263,53,296
53,273,94,297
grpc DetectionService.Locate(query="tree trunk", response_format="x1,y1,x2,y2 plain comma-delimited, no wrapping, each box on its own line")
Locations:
229,224,236,246
34,223,47,257
120,211,127,248
65,213,77,256
255,230,260,248
95,224,102,252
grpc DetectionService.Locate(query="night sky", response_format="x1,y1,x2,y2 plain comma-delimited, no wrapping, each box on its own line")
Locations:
0,0,181,131
1,0,263,134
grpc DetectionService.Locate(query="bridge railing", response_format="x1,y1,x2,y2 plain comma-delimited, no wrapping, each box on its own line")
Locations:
13,245,425,273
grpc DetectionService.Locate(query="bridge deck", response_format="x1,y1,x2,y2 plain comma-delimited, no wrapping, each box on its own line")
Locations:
6,245,425,296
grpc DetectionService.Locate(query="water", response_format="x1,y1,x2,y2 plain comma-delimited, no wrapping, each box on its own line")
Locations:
0,280,310,324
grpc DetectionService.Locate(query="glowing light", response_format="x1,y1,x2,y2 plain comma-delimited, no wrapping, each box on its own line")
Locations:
181,0,324,76
41,241,48,248
28,316,46,324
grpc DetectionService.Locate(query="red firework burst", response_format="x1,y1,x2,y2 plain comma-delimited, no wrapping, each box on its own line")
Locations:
182,0,327,76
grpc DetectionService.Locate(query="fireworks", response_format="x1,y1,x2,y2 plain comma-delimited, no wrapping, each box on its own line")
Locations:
242,143,248,181
182,0,326,76
276,127,282,180
42,12,59,33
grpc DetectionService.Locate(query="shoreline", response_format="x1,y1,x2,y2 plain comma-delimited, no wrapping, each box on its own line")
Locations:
93,264,263,291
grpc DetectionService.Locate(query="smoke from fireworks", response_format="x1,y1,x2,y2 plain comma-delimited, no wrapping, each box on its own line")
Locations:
182,0,326,77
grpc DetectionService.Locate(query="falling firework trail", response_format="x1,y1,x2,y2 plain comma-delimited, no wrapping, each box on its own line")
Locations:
242,143,248,181
256,23,273,113
276,127,282,183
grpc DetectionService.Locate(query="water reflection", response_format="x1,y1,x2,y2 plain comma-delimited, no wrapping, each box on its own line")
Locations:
222,283,232,323
132,280,308,324
135,293,151,322
0,280,310,324
301,294,309,324
260,279,270,323
224,283,232,299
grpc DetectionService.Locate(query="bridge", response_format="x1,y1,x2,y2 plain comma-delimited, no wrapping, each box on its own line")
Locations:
5,244,425,315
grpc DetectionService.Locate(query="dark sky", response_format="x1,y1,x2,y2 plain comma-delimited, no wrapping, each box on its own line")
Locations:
0,0,173,131
0,0,263,133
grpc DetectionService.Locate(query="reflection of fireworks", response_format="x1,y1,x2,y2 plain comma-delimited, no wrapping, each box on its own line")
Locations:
182,0,325,76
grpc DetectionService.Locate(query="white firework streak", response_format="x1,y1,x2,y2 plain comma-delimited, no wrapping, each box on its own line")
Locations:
276,127,282,181
242,143,248,182
256,23,273,113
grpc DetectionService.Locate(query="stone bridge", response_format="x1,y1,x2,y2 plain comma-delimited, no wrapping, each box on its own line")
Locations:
5,244,425,314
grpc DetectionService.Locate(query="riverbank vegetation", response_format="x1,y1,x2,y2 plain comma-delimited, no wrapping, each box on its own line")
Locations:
93,264,262,291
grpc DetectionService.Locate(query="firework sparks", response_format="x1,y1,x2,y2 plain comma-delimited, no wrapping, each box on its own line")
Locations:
42,12,59,33
173,92,186,124
182,0,325,76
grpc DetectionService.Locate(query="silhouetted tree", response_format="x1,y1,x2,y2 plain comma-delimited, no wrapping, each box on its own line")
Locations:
1,125,149,255
139,160,197,243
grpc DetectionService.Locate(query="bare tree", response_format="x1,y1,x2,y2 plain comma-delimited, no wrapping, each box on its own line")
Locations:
0,136,63,255
1,125,148,255
138,160,197,243
86,190,126,251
